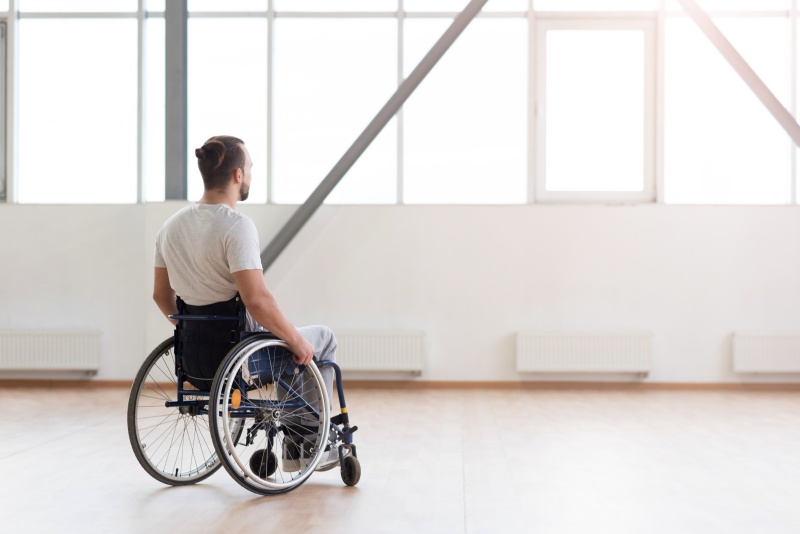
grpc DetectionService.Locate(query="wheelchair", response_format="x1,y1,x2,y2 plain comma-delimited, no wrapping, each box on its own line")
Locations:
126,295,360,495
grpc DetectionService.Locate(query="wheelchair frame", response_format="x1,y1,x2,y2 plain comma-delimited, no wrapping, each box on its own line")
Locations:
127,308,360,495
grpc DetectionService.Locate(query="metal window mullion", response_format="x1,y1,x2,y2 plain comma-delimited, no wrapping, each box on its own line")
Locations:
527,0,536,204
533,15,546,202
397,0,404,205
165,0,188,200
5,0,17,203
267,0,274,204
656,0,665,204
792,0,797,204
0,21,6,202
643,15,657,203
137,0,145,204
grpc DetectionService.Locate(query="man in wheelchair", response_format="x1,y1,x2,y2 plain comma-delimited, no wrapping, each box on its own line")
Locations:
151,135,345,476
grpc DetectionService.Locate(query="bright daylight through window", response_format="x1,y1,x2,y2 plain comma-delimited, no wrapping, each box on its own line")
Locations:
5,0,800,205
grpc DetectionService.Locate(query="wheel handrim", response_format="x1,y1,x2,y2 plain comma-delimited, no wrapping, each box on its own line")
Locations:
214,339,331,492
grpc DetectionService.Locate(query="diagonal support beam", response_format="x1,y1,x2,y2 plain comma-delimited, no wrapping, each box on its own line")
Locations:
261,0,488,272
675,0,800,147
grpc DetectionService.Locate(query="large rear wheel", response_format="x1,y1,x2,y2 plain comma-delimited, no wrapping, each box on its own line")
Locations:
127,338,223,485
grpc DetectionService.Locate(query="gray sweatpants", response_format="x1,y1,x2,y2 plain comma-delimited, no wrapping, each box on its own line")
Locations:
296,324,337,401
248,324,337,424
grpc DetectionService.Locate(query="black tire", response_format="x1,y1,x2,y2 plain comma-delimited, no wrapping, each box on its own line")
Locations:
127,337,222,485
249,448,278,478
341,455,361,487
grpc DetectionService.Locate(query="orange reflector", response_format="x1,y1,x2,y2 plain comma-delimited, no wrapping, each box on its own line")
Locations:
231,389,241,409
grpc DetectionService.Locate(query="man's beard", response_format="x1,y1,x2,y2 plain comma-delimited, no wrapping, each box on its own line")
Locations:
239,183,250,201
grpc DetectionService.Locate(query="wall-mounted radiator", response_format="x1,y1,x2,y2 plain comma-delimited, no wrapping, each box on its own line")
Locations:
335,331,425,374
0,331,102,373
516,332,652,374
732,333,800,373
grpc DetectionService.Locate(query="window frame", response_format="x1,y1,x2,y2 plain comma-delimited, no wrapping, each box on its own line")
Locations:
0,21,6,202
534,15,657,204
2,4,799,206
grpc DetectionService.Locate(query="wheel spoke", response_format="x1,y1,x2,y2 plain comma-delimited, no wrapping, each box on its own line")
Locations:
129,341,219,484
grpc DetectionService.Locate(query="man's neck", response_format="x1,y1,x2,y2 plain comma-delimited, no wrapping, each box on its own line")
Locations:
198,190,237,210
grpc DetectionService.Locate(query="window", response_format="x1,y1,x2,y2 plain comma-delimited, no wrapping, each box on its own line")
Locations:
664,16,791,204
403,17,527,204
18,18,138,203
6,3,800,205
144,17,165,203
187,18,268,203
272,18,397,204
535,18,656,203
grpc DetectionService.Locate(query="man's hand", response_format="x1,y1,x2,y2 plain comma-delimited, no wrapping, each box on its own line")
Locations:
288,336,315,366
232,269,316,366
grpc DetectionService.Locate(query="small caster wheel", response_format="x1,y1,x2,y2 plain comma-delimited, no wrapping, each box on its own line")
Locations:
341,455,361,486
250,449,277,478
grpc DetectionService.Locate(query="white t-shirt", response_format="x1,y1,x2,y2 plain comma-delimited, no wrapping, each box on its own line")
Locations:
154,203,263,306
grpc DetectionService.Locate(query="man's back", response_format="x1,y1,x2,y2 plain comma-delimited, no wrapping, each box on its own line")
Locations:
154,202,262,306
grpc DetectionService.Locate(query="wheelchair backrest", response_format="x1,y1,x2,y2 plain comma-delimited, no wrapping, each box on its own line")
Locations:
172,295,246,390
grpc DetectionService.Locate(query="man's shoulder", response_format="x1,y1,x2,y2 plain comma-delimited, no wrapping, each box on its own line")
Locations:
157,204,192,233
226,211,259,239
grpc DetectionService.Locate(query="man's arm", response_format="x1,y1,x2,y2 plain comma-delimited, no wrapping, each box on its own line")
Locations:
153,267,178,326
232,269,315,365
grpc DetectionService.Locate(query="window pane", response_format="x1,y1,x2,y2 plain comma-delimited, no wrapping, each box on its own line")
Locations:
273,18,397,204
146,0,164,11
187,19,267,203
405,0,527,11
535,0,656,11
274,0,396,11
145,18,165,202
664,18,791,204
403,18,527,204
189,0,266,11
544,30,645,192
18,19,138,203
19,0,137,11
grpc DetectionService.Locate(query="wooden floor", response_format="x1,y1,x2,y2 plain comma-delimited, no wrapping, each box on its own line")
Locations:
2,385,800,534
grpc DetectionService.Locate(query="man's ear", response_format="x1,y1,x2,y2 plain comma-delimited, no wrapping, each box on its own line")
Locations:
233,167,244,184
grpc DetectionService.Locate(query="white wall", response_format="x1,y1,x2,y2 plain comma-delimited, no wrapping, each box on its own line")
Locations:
2,202,799,383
